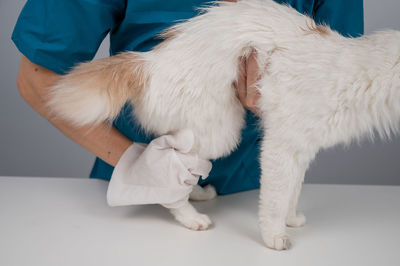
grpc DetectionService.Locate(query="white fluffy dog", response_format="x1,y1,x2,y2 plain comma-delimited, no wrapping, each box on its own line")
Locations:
48,0,400,250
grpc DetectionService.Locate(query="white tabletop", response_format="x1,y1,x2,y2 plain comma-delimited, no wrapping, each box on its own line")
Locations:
0,176,399,266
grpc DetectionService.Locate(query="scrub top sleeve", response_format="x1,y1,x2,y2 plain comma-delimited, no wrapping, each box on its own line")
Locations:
313,0,364,37
12,0,124,74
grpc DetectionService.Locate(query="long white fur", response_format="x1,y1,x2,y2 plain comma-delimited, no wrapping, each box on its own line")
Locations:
48,0,400,250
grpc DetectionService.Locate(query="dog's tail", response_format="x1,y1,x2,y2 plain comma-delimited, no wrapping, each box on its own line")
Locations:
47,52,148,127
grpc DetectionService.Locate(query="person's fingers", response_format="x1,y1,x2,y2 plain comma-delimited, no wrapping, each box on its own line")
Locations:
236,56,247,106
177,152,212,179
243,51,262,116
152,129,194,153
246,51,261,109
190,157,212,179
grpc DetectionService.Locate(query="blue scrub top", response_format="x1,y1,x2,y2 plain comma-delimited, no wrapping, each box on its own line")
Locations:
12,0,363,195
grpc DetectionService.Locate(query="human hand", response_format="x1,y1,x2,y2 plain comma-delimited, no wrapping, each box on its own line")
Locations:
235,50,261,115
107,129,212,208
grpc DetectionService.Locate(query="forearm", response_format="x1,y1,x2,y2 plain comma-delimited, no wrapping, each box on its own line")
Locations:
47,115,132,167
17,56,132,167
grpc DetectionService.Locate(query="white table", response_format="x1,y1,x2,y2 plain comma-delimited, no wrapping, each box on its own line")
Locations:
0,176,399,266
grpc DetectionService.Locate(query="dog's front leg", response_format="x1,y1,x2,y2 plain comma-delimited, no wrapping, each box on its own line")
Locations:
259,138,304,250
167,200,212,231
286,172,306,228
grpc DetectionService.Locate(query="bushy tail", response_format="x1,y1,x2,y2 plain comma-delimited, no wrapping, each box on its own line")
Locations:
47,52,148,126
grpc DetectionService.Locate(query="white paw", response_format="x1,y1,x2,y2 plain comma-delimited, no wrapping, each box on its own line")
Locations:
263,233,292,251
189,185,217,201
286,212,306,228
175,212,212,231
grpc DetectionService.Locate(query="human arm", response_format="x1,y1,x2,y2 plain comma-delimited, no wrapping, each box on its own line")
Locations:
12,0,133,166
16,55,133,167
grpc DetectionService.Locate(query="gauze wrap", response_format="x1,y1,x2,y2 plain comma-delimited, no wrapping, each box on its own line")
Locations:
107,129,212,209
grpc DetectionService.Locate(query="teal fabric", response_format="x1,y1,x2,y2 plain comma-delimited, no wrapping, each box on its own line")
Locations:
12,0,363,195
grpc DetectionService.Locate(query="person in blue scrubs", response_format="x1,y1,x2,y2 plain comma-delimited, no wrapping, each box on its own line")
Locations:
13,0,363,195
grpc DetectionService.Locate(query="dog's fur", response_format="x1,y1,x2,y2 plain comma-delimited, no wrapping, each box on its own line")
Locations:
47,0,400,250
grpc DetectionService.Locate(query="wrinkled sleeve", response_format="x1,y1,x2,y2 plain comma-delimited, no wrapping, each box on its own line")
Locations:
313,0,364,37
12,0,124,74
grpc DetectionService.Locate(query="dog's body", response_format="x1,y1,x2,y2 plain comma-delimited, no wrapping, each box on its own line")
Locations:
48,0,400,250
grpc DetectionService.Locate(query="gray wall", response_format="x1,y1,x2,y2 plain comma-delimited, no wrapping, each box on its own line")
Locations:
1,0,400,185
